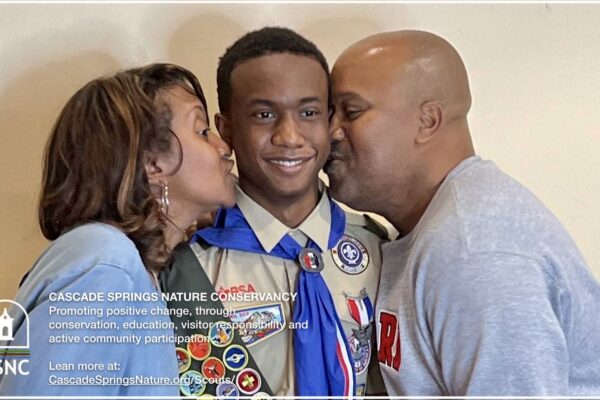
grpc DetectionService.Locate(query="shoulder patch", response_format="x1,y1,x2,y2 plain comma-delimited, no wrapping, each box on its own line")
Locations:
344,211,389,240
345,211,367,227
189,238,212,259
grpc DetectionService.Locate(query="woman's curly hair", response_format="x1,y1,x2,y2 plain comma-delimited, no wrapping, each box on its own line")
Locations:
38,71,178,272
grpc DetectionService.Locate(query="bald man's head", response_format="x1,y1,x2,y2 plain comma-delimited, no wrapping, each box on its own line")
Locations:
325,30,475,234
336,30,472,120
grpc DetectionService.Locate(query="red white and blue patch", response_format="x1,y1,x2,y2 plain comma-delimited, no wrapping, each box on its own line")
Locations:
331,235,369,275
334,324,354,397
345,289,374,328
229,303,285,346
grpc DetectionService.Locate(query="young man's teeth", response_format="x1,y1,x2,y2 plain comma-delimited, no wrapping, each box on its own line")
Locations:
272,160,303,167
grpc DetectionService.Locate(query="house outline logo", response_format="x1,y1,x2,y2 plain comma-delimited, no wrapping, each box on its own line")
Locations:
0,299,30,350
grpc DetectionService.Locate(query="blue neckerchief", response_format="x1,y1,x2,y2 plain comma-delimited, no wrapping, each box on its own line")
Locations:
191,197,356,397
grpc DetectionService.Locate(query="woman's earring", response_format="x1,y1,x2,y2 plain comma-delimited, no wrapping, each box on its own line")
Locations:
159,182,169,216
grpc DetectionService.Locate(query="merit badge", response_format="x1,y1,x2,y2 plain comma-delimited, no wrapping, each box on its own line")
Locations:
331,235,369,274
356,383,366,397
348,329,371,375
345,289,374,328
230,303,285,346
236,368,261,395
188,334,211,361
209,321,234,347
298,248,324,273
201,357,226,380
252,392,271,399
179,370,206,397
223,344,249,371
216,381,240,398
175,347,192,373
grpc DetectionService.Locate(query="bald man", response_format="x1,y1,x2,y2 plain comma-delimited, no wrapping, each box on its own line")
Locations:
325,30,600,396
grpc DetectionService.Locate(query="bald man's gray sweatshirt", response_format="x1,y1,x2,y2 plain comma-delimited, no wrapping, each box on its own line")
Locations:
375,156,600,395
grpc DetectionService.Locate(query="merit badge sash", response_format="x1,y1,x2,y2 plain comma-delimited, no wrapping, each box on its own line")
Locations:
161,244,272,398
192,197,356,397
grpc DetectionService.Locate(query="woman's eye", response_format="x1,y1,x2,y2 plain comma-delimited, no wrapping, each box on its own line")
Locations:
196,128,209,139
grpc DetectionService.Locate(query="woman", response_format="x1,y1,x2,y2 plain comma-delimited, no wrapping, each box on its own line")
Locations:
0,64,236,396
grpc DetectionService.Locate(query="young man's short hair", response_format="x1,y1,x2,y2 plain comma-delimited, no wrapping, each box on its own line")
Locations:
216,26,330,115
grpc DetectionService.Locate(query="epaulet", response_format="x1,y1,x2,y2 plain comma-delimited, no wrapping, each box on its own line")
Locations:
189,235,211,253
345,211,389,240
363,214,390,240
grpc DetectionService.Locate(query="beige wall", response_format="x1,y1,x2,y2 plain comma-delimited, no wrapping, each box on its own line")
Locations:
1,3,599,299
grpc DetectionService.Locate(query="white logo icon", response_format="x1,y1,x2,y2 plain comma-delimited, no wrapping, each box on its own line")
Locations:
0,300,29,349
341,243,359,262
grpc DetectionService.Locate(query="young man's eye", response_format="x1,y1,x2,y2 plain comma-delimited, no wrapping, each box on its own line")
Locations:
300,109,320,118
253,111,275,119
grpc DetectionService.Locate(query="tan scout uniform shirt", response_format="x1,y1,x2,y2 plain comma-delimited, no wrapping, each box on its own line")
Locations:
192,186,386,396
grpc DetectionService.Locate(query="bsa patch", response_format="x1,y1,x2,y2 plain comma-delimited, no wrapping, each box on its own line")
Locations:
208,321,234,347
216,381,239,398
223,344,249,371
175,347,191,373
201,357,226,380
252,392,271,399
180,370,206,397
229,303,285,346
348,329,371,375
187,334,211,361
331,235,369,275
236,368,261,395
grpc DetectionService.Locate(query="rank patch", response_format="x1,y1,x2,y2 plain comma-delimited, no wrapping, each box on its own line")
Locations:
331,235,369,274
348,330,371,375
229,303,285,346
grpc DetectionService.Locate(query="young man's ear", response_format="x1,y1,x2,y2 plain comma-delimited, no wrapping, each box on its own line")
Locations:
215,113,233,148
416,101,442,145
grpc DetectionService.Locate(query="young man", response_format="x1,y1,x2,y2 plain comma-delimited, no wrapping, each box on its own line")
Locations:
325,30,600,395
163,27,387,397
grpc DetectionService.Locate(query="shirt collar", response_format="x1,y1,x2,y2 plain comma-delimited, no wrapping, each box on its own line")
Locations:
235,184,332,253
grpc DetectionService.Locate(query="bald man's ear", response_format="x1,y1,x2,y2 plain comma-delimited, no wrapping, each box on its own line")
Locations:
215,113,233,148
416,101,442,144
